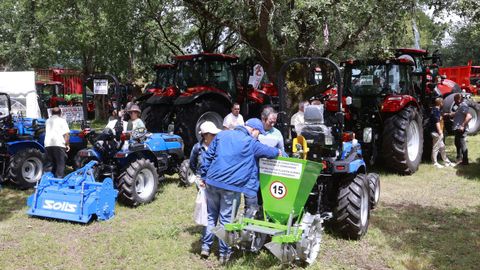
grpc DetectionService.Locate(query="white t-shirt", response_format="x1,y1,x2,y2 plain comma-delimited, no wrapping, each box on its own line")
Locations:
290,111,304,135
127,118,146,131
223,113,244,130
44,115,70,148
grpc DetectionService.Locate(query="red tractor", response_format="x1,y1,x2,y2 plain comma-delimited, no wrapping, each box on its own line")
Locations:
333,48,480,175
140,53,278,153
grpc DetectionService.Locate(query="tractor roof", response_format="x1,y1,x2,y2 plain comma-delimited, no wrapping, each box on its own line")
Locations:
396,48,428,56
341,57,415,66
174,53,238,62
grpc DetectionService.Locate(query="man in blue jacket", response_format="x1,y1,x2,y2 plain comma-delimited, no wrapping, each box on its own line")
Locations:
198,118,281,264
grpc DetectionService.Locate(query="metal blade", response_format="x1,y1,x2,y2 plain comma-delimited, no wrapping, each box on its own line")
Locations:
265,242,285,262
211,226,227,242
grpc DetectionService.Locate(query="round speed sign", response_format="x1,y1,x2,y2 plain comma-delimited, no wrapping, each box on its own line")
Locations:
270,181,287,199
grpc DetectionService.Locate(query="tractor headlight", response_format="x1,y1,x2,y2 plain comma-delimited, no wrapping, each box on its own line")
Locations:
325,136,333,145
363,127,373,143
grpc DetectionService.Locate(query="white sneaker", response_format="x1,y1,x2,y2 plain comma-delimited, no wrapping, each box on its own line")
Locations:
434,163,444,168
445,161,454,167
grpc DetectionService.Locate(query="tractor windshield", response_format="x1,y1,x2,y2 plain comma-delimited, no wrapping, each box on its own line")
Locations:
154,68,175,89
347,63,411,96
176,60,236,95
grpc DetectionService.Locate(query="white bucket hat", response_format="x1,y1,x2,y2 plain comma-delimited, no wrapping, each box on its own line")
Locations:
199,121,221,135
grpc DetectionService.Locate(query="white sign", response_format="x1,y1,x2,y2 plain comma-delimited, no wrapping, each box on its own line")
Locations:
47,105,84,123
269,181,287,199
359,75,374,86
93,79,108,95
248,64,265,90
259,159,303,180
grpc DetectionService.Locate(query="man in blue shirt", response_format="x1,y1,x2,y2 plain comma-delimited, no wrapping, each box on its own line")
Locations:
198,118,280,264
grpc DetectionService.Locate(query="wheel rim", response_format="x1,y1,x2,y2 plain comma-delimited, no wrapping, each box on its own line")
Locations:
195,111,223,141
406,120,420,162
135,168,155,200
360,185,369,228
21,157,43,183
305,218,322,264
374,181,380,204
467,107,478,131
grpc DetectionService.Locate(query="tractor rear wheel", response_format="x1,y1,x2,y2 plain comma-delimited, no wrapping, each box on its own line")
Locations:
179,159,196,186
118,158,159,206
142,105,170,133
175,99,228,155
333,174,370,239
8,148,45,189
382,106,423,174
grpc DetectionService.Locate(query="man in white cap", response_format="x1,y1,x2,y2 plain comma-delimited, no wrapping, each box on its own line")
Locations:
190,121,221,179
126,104,146,131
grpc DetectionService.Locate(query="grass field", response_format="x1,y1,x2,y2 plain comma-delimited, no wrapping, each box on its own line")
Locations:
1,135,479,270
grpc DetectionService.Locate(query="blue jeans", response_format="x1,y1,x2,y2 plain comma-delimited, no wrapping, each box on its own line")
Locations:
202,185,240,256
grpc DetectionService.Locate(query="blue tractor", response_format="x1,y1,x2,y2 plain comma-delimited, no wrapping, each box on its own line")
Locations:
74,127,183,206
277,57,380,239
73,74,184,206
0,92,86,188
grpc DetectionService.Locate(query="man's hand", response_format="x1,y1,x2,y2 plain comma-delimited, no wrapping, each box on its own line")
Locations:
458,125,465,132
198,179,206,188
66,145,71,152
278,149,282,156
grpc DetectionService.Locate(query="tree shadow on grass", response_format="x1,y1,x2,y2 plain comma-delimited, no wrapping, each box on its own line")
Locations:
454,157,480,181
0,183,31,222
374,202,480,270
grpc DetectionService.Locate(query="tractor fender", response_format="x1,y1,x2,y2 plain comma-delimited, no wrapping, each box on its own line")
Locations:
173,89,232,106
76,148,102,160
380,95,419,113
6,140,45,155
146,94,177,105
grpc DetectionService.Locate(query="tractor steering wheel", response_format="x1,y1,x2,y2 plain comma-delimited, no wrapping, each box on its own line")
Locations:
131,127,148,141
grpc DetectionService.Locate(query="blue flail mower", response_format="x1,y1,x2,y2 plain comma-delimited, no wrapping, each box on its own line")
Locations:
27,161,118,223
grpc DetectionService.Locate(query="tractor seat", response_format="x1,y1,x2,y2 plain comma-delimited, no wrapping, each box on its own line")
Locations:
300,105,333,145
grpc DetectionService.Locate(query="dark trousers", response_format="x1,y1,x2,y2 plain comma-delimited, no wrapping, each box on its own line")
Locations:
454,130,468,164
45,146,67,177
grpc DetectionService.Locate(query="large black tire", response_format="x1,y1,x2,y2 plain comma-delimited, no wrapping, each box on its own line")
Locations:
73,150,101,180
442,95,480,135
333,174,370,240
141,105,171,133
179,159,196,186
175,99,229,155
8,148,45,189
366,173,380,209
117,158,159,206
382,106,423,175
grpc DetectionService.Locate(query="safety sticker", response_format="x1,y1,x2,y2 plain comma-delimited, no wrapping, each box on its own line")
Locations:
270,181,287,199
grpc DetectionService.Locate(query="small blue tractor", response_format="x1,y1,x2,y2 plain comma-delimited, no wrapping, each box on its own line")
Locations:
74,74,184,206
74,127,183,206
214,58,380,265
0,92,86,188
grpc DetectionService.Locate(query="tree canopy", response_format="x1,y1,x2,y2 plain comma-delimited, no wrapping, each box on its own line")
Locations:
0,0,476,82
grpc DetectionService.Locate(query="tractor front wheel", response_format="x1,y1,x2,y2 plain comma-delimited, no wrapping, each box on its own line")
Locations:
382,106,423,174
333,174,370,239
8,148,45,189
175,99,228,155
118,158,159,206
366,173,380,209
179,159,196,186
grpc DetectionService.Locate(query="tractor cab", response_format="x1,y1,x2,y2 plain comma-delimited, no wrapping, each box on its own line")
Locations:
174,53,238,99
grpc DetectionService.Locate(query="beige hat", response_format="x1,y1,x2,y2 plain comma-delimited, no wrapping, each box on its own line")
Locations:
199,121,221,135
128,104,141,113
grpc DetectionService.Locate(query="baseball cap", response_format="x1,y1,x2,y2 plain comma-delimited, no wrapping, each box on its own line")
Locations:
245,118,266,135
199,121,221,135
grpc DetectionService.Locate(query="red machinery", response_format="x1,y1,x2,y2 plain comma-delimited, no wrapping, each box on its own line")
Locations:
439,61,480,95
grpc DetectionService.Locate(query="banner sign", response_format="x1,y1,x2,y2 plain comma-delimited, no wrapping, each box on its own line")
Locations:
93,79,108,95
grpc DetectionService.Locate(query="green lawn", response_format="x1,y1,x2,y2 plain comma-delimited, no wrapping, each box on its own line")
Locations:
1,135,479,269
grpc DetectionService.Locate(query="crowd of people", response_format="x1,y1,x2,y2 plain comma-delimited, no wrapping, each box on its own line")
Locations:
41,94,472,264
